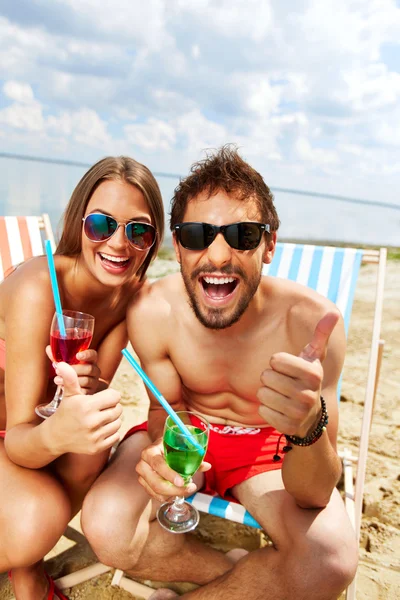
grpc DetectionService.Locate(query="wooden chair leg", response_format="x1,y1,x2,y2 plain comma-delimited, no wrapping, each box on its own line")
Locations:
55,563,112,589
372,339,385,422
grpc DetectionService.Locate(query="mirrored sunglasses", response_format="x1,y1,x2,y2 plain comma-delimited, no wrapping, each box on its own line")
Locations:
83,213,156,251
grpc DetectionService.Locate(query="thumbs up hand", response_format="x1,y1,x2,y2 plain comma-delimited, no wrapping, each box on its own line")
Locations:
257,311,339,438
46,361,123,456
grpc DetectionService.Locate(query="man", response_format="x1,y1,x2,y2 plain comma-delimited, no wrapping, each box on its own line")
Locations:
82,146,358,599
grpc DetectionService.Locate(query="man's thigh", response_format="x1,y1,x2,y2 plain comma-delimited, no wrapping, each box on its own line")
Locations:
233,470,354,551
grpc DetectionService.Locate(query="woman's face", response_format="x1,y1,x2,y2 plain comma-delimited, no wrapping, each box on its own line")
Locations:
81,179,154,287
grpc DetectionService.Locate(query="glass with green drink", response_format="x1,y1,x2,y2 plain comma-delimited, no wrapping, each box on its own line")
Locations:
157,411,210,534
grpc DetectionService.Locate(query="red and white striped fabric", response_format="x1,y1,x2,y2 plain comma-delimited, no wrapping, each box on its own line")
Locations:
0,215,54,281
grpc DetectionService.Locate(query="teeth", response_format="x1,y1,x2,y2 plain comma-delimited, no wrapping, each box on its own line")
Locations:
203,276,235,284
100,253,129,263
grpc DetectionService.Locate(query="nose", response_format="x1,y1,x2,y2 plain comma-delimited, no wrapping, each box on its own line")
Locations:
108,224,129,250
206,233,232,268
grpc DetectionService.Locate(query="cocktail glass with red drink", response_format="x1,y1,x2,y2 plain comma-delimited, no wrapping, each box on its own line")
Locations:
35,310,95,419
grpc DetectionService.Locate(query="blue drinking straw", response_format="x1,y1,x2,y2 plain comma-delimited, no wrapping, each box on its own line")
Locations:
44,240,66,336
121,348,205,456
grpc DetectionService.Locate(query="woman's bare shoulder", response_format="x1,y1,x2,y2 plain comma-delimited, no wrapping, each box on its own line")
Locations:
0,255,74,316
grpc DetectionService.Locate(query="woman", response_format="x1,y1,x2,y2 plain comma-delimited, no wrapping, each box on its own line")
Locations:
0,156,164,599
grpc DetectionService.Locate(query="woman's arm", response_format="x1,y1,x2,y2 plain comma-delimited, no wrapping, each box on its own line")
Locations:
4,266,124,468
4,268,67,467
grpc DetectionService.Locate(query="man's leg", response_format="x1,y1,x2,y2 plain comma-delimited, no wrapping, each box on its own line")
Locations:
160,469,358,600
82,432,234,584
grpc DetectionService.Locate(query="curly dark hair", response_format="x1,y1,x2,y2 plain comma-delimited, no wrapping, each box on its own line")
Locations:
170,144,280,232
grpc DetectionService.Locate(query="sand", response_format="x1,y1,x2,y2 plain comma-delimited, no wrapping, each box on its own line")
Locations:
1,255,399,599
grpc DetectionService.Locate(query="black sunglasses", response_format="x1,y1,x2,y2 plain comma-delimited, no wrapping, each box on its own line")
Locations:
174,222,270,251
83,213,156,251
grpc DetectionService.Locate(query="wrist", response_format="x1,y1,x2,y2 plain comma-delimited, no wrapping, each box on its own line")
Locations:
40,415,65,457
285,396,329,448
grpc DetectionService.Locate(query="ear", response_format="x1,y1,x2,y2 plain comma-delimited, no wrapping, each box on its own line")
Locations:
262,231,277,265
172,232,181,264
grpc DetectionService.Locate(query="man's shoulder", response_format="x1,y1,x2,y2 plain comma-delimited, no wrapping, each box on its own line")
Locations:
264,275,334,310
262,275,340,332
127,273,183,320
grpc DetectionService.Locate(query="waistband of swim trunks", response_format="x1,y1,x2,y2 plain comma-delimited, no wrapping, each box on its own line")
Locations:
209,423,264,435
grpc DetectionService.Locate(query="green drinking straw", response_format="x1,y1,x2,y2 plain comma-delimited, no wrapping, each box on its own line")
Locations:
44,240,66,336
121,348,205,456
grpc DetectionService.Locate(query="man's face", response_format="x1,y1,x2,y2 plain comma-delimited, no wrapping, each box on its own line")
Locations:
173,190,274,330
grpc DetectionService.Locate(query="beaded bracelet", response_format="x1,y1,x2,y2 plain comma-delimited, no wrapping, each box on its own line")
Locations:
285,395,329,447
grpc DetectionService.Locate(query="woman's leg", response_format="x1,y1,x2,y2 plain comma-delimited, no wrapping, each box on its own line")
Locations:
51,449,110,516
0,440,71,599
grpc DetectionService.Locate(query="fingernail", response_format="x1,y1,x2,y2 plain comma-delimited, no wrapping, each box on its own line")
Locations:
187,483,197,494
174,476,184,486
52,362,58,369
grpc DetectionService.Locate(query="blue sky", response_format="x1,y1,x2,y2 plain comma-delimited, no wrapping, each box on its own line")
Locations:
1,0,400,206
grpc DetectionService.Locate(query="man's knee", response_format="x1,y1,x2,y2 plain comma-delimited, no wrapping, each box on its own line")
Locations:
294,518,359,595
81,487,149,569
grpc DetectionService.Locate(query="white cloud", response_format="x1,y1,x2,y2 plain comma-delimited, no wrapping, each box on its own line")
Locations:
0,101,44,131
3,80,34,103
124,118,176,150
295,137,339,166
1,0,400,208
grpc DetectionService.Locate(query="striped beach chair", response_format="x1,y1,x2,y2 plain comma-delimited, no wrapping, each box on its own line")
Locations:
186,242,387,600
68,242,386,600
0,214,55,281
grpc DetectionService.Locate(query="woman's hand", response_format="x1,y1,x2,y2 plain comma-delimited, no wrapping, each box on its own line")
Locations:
46,345,102,394
46,362,123,456
135,438,211,503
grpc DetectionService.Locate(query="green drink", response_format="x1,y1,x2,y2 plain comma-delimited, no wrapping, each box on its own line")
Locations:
164,425,208,483
157,411,210,534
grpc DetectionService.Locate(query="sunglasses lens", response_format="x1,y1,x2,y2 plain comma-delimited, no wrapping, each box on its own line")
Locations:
125,222,156,250
84,214,117,241
179,223,216,250
226,223,263,250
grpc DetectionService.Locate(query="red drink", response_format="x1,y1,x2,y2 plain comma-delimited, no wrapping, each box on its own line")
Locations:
50,328,93,364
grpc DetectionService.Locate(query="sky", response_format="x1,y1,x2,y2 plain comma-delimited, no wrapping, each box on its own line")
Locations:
1,0,400,208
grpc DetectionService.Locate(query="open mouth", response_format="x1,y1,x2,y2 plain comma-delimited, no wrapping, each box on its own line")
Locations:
200,275,239,300
99,252,131,270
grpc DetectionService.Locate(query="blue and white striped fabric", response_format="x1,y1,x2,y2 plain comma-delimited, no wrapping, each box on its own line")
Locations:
187,492,261,528
189,242,364,531
263,243,363,334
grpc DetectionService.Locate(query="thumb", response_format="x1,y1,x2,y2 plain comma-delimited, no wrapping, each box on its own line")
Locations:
45,345,54,363
300,310,339,363
55,362,83,397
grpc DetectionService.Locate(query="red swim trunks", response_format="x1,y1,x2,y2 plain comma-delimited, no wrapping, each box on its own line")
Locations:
0,430,5,439
122,421,284,502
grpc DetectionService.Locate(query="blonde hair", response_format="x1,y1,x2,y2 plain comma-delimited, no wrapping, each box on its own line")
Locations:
57,156,164,280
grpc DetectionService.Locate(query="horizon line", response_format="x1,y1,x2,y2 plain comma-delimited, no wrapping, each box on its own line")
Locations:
1,151,399,212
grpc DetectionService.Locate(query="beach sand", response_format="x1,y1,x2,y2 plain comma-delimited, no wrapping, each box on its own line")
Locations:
1,255,399,599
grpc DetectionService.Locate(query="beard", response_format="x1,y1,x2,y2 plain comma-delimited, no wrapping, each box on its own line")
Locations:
180,262,262,330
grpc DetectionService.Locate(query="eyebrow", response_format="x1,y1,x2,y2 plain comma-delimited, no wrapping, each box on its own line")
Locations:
88,209,152,224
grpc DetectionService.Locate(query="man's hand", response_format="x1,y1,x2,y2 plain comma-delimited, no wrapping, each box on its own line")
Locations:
47,345,102,394
257,311,339,437
47,362,122,456
135,438,211,503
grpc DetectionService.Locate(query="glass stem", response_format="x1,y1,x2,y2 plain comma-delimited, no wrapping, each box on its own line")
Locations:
47,385,64,410
171,496,186,513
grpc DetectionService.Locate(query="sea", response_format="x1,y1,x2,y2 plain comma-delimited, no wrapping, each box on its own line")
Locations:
0,155,399,248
